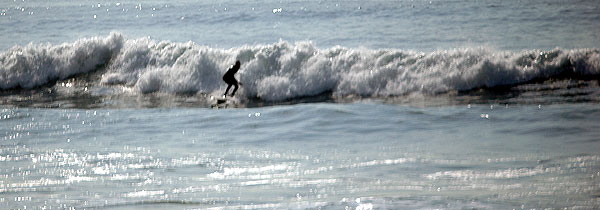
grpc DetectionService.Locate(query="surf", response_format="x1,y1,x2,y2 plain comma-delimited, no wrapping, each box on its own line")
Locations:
1,33,599,105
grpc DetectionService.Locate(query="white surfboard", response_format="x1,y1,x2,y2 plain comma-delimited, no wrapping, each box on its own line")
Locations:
210,94,239,108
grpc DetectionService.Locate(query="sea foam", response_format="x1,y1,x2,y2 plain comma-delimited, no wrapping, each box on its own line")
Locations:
0,33,123,89
1,33,599,101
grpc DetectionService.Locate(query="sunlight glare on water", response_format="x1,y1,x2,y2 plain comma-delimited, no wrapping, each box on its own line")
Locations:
1,103,599,209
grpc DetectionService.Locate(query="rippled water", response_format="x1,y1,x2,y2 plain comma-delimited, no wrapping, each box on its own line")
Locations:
2,103,599,209
2,0,599,50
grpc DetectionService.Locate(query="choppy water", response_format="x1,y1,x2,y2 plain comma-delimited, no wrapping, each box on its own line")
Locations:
1,0,600,209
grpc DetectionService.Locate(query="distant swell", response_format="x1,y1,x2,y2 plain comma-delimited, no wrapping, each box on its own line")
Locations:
1,33,599,101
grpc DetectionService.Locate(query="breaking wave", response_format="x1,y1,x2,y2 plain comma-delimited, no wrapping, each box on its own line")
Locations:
1,33,599,101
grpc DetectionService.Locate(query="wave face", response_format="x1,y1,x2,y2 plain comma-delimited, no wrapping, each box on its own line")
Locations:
2,33,600,101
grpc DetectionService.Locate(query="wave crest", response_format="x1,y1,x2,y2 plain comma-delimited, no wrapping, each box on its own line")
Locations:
1,33,599,102
0,33,123,89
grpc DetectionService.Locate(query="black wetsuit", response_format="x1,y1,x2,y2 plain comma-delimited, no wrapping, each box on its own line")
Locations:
223,63,240,96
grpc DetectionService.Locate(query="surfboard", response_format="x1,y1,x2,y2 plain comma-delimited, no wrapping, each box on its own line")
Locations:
216,98,227,104
210,95,238,108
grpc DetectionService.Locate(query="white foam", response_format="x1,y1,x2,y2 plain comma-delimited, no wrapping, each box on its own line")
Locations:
0,33,123,89
102,37,232,95
101,39,600,101
2,33,599,102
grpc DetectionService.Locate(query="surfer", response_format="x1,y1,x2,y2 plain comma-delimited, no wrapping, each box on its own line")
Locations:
223,60,241,97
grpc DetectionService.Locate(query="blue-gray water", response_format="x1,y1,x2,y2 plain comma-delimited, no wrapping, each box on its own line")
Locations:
2,0,600,209
2,0,600,50
2,103,599,209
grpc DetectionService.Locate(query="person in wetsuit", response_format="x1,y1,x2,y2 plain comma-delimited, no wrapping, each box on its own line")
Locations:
223,60,241,97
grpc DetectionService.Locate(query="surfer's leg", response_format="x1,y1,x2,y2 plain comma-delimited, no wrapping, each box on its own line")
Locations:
230,79,239,96
224,84,232,96
231,83,238,96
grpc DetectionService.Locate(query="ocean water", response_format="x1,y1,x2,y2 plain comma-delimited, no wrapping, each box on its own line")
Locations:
1,0,600,209
1,103,599,209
